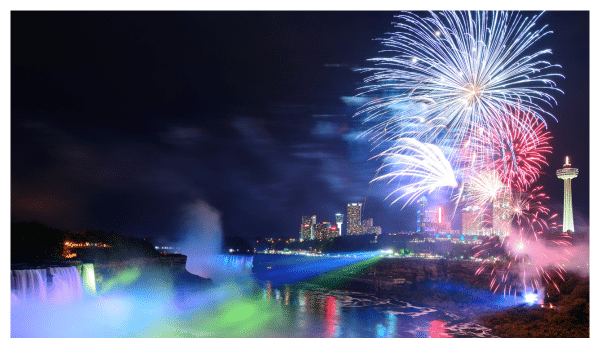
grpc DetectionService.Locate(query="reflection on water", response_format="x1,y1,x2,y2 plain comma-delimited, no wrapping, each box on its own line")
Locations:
11,254,502,338
429,320,455,338
256,280,499,338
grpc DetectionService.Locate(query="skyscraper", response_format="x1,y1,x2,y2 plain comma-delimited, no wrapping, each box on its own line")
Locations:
362,218,381,235
557,156,579,233
314,222,332,241
310,215,317,239
335,213,344,236
462,205,484,236
329,224,341,239
300,216,312,242
492,187,512,239
416,196,428,232
346,203,362,235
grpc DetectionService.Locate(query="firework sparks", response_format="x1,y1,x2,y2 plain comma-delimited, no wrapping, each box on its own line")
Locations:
370,138,458,207
511,186,558,236
356,11,562,161
466,109,553,190
463,170,506,207
474,225,572,297
356,11,568,298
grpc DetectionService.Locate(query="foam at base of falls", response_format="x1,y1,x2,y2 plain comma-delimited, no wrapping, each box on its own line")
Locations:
11,266,84,304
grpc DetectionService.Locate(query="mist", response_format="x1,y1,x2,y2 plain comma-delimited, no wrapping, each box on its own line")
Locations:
10,200,287,337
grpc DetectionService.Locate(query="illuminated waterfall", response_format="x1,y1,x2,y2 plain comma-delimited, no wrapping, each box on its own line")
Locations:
11,266,84,304
10,269,48,302
81,263,97,296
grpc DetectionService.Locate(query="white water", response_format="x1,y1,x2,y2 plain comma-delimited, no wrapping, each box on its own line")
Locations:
11,266,84,304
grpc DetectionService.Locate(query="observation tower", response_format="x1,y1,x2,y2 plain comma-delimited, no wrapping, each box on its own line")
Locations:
556,156,578,233
335,213,343,236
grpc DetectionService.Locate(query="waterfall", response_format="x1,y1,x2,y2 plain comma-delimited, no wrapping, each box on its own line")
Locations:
81,263,97,296
11,266,84,304
219,254,254,273
10,269,48,302
47,267,83,302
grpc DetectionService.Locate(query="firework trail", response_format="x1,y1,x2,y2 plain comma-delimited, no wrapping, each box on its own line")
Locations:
465,109,553,191
512,186,558,236
356,11,567,298
469,181,567,297
462,169,506,208
356,11,562,161
370,138,458,207
474,228,571,297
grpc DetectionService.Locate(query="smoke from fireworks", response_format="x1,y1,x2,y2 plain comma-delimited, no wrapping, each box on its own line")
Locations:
474,229,572,297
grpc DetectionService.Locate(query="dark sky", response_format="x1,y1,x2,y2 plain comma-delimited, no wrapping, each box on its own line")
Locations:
11,11,589,240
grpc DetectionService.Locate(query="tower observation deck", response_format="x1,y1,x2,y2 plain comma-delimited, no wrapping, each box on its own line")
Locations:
556,156,578,232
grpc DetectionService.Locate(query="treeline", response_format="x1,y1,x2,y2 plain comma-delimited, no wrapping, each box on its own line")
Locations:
11,221,160,264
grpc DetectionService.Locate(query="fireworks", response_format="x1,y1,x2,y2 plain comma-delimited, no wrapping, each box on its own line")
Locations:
474,228,571,296
466,109,553,191
370,138,458,207
357,11,562,160
511,186,557,235
463,170,506,208
358,11,568,298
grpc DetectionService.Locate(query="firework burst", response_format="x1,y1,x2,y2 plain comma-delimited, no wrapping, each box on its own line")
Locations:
512,186,558,236
474,228,571,297
357,11,562,161
462,169,506,208
466,109,553,190
356,11,568,298
370,138,458,207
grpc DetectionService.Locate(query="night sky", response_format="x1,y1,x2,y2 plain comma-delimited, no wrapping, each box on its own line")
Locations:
11,11,589,240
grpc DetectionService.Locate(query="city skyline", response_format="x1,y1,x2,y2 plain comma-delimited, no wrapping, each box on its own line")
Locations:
11,11,589,240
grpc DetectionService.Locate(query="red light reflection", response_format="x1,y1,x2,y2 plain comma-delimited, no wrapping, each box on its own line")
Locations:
429,320,454,338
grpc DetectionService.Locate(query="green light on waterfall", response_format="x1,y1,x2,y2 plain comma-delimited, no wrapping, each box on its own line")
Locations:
82,263,97,296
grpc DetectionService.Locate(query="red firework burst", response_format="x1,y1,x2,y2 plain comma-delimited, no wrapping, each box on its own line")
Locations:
466,109,552,191
512,186,559,237
474,228,571,297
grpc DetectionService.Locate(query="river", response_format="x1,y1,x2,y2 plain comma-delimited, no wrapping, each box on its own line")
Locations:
11,253,513,337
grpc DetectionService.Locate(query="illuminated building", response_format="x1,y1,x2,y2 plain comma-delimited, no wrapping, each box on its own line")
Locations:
460,180,496,236
362,218,381,235
431,206,451,233
328,224,341,239
364,226,382,235
461,205,484,236
314,222,332,241
492,187,512,238
557,156,579,232
416,200,450,233
300,216,312,241
416,196,428,232
346,203,362,235
310,215,317,239
335,213,344,236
